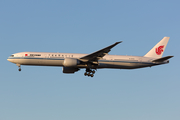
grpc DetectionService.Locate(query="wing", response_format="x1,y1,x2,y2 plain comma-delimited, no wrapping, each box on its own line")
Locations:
80,41,122,62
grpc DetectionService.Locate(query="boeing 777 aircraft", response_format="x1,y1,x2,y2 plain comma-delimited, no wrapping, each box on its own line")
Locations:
7,37,173,77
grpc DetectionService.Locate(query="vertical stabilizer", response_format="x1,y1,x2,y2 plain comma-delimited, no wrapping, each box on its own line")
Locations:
144,37,170,58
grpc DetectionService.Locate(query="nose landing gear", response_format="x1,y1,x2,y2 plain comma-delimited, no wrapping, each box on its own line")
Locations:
16,64,21,71
84,68,96,77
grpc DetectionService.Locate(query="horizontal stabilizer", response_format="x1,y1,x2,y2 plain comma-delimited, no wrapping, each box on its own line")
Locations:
152,56,174,63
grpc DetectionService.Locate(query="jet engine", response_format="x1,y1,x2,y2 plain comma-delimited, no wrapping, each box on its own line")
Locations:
63,58,80,67
62,67,80,73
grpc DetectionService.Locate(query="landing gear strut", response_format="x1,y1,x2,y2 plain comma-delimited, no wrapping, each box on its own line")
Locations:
84,68,96,77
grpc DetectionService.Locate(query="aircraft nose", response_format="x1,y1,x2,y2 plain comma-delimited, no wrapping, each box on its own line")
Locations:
7,58,10,62
7,58,13,63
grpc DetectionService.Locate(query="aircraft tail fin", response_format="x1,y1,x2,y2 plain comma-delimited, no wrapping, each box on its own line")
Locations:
144,37,170,58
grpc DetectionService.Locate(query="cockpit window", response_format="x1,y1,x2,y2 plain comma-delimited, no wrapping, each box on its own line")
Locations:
10,55,14,57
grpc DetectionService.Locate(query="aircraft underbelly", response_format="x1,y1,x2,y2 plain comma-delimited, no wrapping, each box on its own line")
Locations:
12,59,64,66
98,61,151,69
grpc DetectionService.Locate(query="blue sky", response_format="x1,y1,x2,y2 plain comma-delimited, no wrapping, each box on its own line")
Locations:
0,0,179,120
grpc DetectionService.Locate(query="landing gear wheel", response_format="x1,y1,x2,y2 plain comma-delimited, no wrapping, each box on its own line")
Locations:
88,73,91,76
18,68,21,71
90,74,94,77
84,68,96,77
84,72,87,76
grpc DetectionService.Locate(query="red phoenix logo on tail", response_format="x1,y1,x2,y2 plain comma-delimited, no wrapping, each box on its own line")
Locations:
155,45,164,55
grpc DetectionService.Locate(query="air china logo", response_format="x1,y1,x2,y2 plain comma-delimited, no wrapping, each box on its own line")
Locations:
25,54,28,56
155,45,164,55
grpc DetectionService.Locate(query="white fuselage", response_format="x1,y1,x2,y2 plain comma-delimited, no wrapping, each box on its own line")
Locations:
7,52,167,69
7,37,172,77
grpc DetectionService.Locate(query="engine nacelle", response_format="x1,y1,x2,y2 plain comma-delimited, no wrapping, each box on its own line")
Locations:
63,58,80,67
62,67,80,74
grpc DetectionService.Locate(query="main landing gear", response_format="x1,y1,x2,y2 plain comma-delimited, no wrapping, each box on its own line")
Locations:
16,64,21,71
84,68,96,77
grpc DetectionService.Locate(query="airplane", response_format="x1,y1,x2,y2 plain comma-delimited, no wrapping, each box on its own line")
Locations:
7,37,173,77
